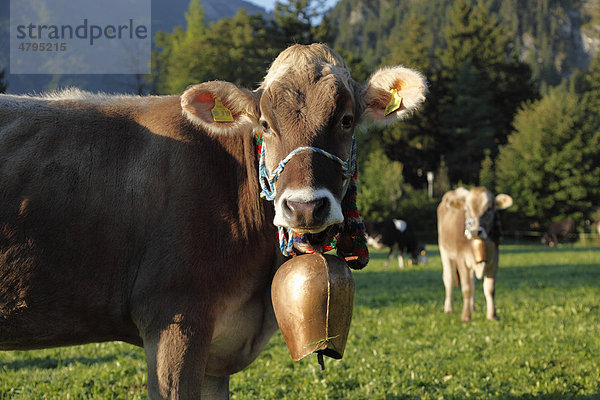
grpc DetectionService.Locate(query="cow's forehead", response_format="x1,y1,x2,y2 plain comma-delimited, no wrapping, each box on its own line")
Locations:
260,64,355,135
466,189,493,214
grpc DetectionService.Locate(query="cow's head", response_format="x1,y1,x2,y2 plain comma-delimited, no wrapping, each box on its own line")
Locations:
447,187,512,277
256,44,426,233
448,187,512,241
179,44,426,236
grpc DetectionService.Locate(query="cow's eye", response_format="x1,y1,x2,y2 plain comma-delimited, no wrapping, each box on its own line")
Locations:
341,115,353,130
261,120,270,131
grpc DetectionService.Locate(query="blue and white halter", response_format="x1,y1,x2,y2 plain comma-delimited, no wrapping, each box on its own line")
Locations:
258,134,357,256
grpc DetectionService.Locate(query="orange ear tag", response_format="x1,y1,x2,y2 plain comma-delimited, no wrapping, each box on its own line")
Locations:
211,98,234,122
384,88,403,116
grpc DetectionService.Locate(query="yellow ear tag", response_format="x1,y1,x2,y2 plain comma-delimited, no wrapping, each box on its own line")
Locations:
211,98,234,122
384,88,403,116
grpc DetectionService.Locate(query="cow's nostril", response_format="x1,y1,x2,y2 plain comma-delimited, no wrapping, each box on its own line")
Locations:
284,198,329,226
313,197,328,221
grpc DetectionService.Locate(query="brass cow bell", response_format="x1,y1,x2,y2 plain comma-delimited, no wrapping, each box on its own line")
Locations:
472,238,487,263
271,253,355,368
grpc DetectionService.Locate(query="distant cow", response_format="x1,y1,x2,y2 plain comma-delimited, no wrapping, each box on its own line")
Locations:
437,187,513,322
0,44,426,398
364,219,427,268
542,218,576,247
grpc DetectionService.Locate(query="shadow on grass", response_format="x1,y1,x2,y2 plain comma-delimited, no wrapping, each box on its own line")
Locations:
384,394,600,400
0,354,125,371
500,245,600,254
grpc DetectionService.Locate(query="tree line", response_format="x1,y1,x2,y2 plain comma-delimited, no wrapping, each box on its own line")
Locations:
149,0,600,235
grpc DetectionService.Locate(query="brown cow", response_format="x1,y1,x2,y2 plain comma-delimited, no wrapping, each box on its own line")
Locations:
437,187,513,322
0,44,426,398
542,218,576,247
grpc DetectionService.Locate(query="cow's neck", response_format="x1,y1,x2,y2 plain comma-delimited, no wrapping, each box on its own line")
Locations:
218,130,276,239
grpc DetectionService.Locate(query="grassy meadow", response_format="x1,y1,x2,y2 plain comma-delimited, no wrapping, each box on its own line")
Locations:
1,244,599,399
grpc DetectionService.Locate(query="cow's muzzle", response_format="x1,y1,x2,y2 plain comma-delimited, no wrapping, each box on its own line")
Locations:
283,197,330,232
464,217,488,240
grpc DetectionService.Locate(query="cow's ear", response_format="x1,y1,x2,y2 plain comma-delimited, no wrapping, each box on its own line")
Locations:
358,66,427,127
448,198,464,209
181,81,260,135
495,194,513,210
446,187,469,209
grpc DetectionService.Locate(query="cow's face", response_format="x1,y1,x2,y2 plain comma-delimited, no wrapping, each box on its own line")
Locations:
463,188,496,241
257,44,426,233
259,64,356,233
463,187,512,241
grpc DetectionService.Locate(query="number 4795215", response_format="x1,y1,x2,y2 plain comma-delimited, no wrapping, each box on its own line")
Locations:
18,42,67,51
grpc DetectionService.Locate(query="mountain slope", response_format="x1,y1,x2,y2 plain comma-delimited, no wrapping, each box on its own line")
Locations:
326,0,600,85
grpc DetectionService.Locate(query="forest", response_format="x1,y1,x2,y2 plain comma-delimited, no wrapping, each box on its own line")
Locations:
5,0,599,237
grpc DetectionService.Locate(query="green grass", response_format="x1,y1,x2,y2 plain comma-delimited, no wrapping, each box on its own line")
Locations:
1,244,599,399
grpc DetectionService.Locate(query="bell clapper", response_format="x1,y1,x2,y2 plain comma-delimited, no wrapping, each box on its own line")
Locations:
317,352,325,370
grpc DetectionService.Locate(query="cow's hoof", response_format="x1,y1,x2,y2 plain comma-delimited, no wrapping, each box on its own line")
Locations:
487,315,499,322
461,315,471,322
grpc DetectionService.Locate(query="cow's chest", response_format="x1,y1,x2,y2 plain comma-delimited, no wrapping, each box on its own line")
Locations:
205,276,278,376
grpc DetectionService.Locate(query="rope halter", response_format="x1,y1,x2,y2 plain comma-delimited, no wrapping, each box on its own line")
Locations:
256,132,359,257
258,134,357,202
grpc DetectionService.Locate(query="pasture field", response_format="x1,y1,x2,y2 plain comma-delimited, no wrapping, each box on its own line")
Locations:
0,244,598,399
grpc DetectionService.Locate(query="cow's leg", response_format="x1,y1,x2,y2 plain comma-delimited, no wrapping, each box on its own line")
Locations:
383,245,396,268
483,276,497,321
397,249,405,269
457,266,474,322
483,259,499,321
202,375,230,400
141,310,217,400
440,250,454,314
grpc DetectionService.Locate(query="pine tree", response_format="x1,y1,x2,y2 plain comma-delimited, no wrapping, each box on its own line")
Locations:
201,10,276,88
151,1,279,93
433,156,451,197
479,149,495,189
272,0,328,45
152,0,210,94
434,0,536,184
438,61,501,183
574,53,600,135
380,14,438,187
383,14,432,72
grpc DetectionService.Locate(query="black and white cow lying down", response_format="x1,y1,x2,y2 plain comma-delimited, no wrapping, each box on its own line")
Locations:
364,219,427,268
